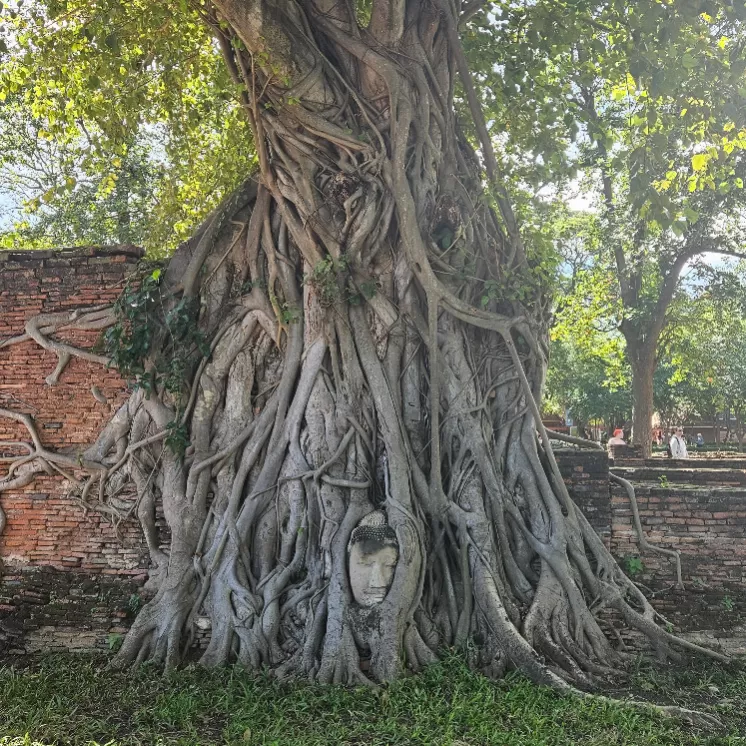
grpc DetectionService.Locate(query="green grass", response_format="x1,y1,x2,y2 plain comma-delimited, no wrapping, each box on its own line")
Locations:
0,654,745,745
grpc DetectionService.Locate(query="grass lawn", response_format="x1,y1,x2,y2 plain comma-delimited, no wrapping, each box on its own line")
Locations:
1,654,745,745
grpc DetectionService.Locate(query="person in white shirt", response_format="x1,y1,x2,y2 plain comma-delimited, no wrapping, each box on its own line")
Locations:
669,427,688,459
607,428,626,448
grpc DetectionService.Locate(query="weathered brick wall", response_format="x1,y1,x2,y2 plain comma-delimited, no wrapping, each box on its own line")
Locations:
610,460,746,587
0,246,146,574
557,450,746,630
0,566,140,655
609,458,746,630
610,483,746,586
0,247,151,657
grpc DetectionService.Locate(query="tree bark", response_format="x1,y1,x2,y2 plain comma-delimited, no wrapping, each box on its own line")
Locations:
630,353,655,459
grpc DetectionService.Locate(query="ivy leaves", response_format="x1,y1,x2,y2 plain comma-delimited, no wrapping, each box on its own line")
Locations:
103,266,209,457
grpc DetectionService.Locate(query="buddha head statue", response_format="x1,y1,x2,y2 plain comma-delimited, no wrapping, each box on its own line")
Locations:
347,511,399,607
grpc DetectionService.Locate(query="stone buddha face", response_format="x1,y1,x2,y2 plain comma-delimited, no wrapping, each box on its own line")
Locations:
347,511,399,607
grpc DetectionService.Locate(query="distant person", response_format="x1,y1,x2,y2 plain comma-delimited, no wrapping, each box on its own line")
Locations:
607,428,626,448
669,427,688,459
696,433,704,449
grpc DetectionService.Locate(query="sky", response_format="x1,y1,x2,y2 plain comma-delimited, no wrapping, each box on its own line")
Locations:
0,193,16,230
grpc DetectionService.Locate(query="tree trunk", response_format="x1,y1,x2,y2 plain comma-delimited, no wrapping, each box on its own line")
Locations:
629,350,655,459
0,0,722,690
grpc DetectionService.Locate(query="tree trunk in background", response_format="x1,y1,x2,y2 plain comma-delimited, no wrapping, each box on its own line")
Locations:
629,345,656,459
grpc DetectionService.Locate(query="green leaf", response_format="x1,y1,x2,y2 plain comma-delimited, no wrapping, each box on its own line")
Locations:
691,153,708,171
683,206,700,223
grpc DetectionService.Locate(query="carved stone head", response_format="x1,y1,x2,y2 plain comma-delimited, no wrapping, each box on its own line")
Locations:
347,511,398,607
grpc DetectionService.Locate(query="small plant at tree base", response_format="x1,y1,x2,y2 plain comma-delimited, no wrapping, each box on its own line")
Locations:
127,593,142,616
625,556,645,577
280,303,301,325
107,633,124,651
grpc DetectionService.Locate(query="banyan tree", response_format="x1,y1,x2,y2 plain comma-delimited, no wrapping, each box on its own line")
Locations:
0,0,726,703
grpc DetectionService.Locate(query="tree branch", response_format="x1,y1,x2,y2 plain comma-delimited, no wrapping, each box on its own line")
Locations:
646,244,746,343
458,0,488,26
434,0,525,266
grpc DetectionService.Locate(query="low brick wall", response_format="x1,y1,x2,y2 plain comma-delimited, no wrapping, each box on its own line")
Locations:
609,482,746,627
555,448,611,546
0,566,141,655
558,450,746,631
610,484,746,585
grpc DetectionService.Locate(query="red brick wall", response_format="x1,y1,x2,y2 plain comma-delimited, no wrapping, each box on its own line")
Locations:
610,483,746,587
557,450,746,631
555,449,611,547
0,247,147,576
1,250,745,651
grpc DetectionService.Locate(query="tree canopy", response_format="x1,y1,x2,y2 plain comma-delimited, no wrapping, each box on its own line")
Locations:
0,0,253,252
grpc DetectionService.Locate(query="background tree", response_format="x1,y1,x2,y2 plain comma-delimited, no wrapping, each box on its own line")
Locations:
0,0,727,699
662,272,746,442
0,14,253,254
552,236,746,444
545,334,632,436
478,2,746,457
0,104,161,247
